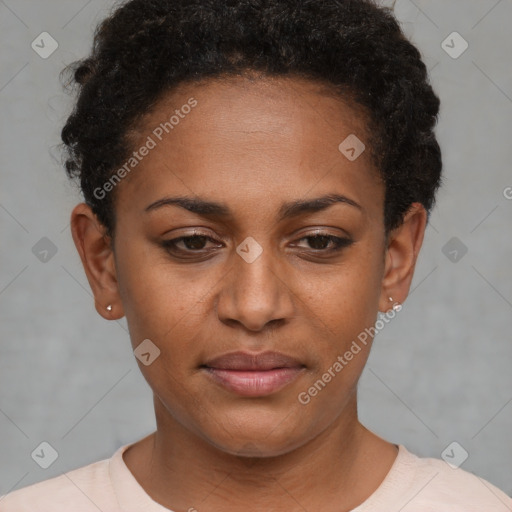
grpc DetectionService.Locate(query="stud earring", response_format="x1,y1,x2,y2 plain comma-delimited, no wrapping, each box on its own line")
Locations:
106,304,112,312
388,297,402,312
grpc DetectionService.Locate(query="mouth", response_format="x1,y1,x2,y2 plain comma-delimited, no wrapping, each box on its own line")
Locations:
200,351,306,397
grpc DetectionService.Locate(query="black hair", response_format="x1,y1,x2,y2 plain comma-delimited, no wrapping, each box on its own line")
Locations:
61,0,442,239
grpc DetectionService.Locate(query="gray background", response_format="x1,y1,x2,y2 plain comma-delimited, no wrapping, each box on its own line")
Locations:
1,0,511,500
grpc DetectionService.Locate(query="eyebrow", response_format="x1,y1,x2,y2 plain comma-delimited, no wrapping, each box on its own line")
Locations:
144,193,362,221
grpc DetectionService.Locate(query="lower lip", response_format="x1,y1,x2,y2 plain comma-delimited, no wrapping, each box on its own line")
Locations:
202,367,305,397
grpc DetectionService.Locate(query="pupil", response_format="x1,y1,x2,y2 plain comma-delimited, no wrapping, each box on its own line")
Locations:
310,236,329,249
186,236,206,249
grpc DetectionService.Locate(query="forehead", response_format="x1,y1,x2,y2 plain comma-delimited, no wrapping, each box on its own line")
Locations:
140,73,370,146
115,74,383,222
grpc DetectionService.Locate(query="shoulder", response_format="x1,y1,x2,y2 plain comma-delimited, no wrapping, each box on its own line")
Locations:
0,454,117,512
397,446,512,511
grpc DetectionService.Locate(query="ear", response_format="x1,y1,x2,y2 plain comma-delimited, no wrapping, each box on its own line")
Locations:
70,203,124,320
378,202,427,312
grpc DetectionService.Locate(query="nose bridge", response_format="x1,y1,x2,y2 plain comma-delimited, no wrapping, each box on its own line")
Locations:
235,238,278,298
216,236,294,331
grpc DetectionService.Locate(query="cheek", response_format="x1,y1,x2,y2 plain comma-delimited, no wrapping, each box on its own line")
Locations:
293,244,385,399
302,253,383,335
294,273,379,417
116,257,209,401
114,240,210,350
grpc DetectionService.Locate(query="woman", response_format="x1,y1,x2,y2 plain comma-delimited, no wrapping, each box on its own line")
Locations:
2,0,511,510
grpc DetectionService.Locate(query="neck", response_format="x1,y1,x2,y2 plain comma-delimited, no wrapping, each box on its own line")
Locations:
123,392,398,512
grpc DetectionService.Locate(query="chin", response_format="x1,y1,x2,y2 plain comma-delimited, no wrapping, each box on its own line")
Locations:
215,435,305,459
200,409,312,458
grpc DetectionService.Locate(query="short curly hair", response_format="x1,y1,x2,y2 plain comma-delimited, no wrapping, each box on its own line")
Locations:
61,0,442,239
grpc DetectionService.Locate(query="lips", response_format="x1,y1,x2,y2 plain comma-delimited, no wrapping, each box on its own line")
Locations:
202,351,304,371
201,351,306,397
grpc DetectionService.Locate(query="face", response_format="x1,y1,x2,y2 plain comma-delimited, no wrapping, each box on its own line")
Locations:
72,74,425,457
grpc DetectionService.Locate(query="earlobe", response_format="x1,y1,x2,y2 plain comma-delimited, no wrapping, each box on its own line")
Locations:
70,203,124,320
378,203,427,312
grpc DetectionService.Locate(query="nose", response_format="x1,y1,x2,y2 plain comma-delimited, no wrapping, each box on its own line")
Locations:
216,243,295,332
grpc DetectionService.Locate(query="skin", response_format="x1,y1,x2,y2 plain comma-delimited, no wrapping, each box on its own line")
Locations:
70,73,426,512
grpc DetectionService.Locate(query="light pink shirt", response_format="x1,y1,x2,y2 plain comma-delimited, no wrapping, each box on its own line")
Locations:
1,442,511,511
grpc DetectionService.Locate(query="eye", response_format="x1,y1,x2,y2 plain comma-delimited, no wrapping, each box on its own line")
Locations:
160,231,353,259
161,233,223,256
293,233,353,253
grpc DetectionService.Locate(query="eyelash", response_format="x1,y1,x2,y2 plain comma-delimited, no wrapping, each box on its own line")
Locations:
161,232,353,258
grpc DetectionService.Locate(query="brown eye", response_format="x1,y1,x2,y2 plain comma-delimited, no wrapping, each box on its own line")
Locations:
294,233,353,253
161,234,223,256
